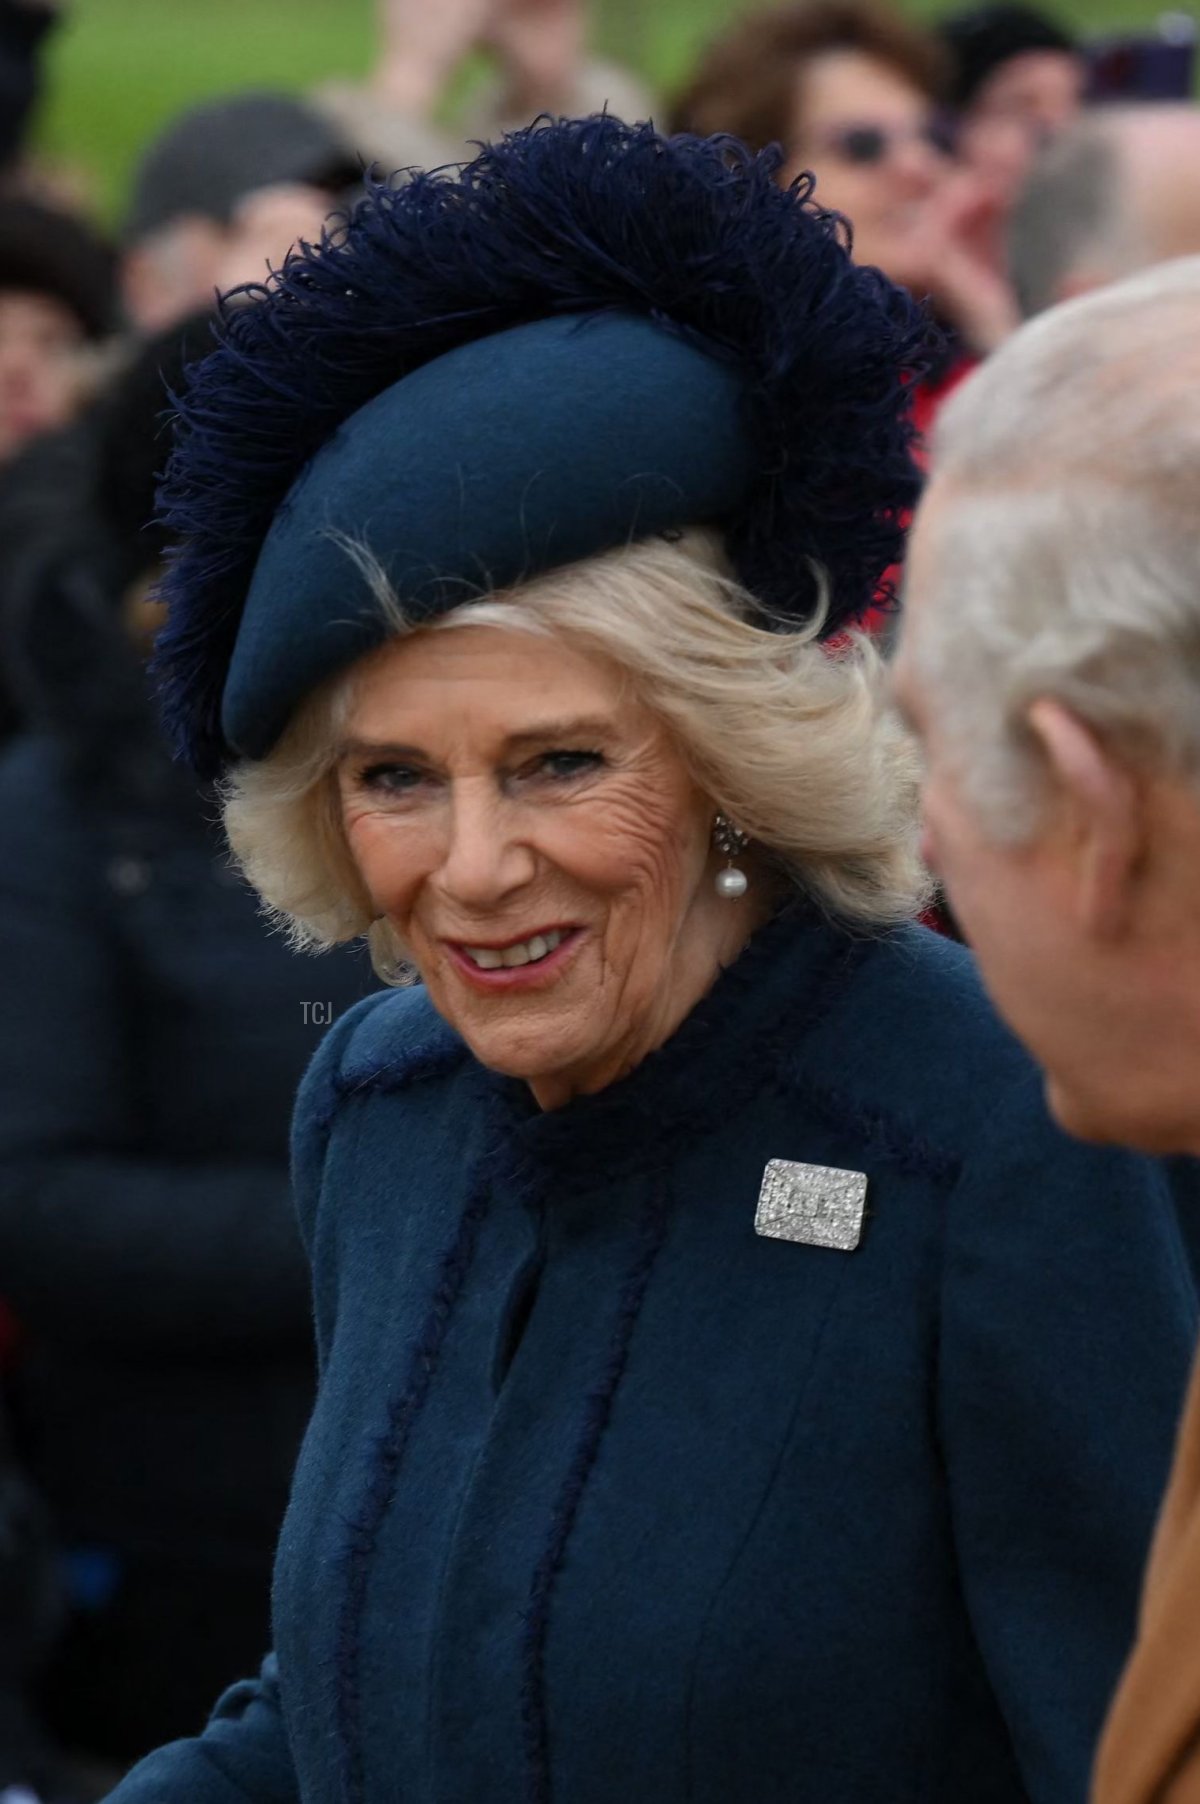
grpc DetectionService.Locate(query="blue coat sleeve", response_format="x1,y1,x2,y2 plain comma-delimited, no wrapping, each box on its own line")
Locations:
101,1656,297,1803
938,1064,1197,1804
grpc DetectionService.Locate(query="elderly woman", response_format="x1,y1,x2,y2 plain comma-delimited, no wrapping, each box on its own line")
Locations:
105,119,1193,1804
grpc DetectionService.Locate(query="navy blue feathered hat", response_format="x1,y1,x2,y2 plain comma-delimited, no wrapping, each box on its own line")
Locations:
155,115,934,775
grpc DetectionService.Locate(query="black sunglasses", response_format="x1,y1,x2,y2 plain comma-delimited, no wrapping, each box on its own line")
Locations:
811,117,958,166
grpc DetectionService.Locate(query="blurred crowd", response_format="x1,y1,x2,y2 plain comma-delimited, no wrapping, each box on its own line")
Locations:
0,0,1197,1796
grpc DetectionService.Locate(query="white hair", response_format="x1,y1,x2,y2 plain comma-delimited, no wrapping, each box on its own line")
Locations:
907,255,1200,840
221,530,930,978
1008,105,1200,320
1008,112,1122,319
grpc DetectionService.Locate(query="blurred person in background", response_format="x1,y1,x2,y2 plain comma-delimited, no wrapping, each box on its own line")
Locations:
0,1392,83,1804
315,0,653,178
1009,103,1200,318
671,0,1021,366
120,93,361,333
0,194,115,749
937,5,1083,206
0,197,114,468
891,253,1200,1804
0,0,63,185
0,315,375,1768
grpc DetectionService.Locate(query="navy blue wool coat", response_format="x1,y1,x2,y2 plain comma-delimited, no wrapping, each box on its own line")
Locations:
105,906,1196,1804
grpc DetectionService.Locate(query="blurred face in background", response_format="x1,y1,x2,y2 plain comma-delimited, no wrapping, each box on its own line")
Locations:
122,215,228,334
213,182,340,295
124,182,336,332
783,48,951,289
0,289,88,463
957,49,1085,198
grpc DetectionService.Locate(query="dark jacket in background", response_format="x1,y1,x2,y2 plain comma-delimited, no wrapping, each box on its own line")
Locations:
0,345,376,1760
0,731,374,1757
0,0,58,171
0,1391,68,1796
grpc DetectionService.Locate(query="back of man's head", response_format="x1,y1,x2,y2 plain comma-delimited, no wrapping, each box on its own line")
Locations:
914,256,1200,838
897,259,1200,1151
1009,103,1200,316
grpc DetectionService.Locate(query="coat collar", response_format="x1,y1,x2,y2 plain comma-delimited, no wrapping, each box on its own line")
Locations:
488,900,870,1192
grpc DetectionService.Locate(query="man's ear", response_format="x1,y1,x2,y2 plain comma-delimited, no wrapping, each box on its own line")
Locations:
1025,697,1142,939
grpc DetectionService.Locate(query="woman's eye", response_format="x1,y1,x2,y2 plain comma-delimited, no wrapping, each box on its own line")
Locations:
537,750,605,781
357,763,426,796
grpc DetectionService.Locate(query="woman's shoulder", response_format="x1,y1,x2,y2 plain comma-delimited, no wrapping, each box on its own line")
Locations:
805,921,1183,1226
290,984,470,1251
801,920,1048,1166
803,922,1192,1296
296,983,465,1120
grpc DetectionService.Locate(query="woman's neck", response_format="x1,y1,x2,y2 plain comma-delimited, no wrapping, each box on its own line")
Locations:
527,882,778,1112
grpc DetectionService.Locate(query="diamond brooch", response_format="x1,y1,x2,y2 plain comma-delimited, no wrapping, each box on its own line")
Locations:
754,1159,868,1253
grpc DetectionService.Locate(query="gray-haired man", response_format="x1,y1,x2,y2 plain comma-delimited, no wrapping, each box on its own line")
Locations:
1010,103,1200,317
893,256,1200,1803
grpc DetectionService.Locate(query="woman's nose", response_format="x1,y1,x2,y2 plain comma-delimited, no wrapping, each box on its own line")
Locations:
893,134,944,196
0,347,32,395
437,785,536,909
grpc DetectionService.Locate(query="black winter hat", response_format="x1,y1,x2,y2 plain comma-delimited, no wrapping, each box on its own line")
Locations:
0,195,117,338
938,4,1077,109
124,90,362,245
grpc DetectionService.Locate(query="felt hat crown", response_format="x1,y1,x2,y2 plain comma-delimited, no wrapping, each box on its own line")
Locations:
154,116,934,774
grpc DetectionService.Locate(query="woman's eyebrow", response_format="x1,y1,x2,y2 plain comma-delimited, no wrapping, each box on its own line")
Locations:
335,719,614,762
336,737,426,762
501,717,614,750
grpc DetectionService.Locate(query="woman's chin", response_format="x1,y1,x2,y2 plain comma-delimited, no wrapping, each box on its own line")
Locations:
461,1026,585,1091
430,996,588,1087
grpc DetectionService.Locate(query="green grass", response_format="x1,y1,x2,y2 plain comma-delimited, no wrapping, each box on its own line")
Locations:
37,0,1183,223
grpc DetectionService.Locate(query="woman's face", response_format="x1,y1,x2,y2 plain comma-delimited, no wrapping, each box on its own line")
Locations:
0,290,88,464
336,624,757,1108
784,48,949,290
957,51,1085,201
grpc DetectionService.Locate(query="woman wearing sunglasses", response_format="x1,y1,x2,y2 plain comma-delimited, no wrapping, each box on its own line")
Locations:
673,0,1021,359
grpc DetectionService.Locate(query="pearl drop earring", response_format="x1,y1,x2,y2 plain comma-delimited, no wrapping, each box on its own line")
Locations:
712,814,749,899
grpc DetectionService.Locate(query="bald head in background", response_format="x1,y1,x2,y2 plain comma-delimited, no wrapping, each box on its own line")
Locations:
1008,104,1200,316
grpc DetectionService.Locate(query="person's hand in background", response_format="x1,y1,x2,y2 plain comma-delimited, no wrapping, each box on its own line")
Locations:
483,0,587,121
903,163,1022,352
372,0,496,118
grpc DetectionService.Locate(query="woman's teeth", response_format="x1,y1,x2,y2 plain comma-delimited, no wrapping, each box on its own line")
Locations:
464,929,566,971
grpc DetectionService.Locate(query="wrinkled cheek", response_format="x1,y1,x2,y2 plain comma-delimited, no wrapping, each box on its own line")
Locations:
343,817,421,928
597,859,692,994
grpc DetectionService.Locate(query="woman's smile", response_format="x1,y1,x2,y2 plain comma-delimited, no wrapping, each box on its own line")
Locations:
443,924,586,989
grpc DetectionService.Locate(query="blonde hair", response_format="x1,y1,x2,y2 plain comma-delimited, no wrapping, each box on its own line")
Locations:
222,530,930,977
